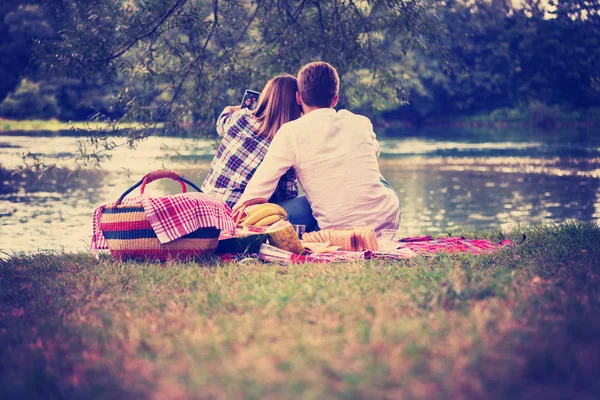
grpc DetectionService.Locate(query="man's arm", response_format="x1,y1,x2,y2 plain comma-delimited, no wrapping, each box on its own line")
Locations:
373,134,381,158
357,114,380,158
365,117,380,158
236,128,295,206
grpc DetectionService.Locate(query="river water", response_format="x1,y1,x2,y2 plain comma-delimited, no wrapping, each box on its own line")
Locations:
1,131,599,255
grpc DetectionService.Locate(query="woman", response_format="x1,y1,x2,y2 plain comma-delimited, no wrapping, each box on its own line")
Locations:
243,96,256,110
202,74,302,210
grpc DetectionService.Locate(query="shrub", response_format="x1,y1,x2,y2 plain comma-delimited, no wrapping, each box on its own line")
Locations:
0,78,60,119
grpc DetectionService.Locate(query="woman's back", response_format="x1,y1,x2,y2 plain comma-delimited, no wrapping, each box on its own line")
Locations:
201,108,297,209
201,74,302,210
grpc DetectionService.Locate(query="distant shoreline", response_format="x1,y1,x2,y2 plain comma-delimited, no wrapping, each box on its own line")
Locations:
1,116,598,140
0,118,155,133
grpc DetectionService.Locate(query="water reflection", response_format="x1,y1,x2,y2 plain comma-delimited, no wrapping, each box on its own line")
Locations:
1,134,599,254
381,160,599,235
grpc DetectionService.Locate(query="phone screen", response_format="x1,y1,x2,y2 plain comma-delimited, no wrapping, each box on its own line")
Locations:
241,89,260,111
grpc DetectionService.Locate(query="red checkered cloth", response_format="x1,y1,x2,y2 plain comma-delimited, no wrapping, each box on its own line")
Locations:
299,237,512,263
394,236,513,255
218,236,515,265
253,236,513,265
256,244,374,264
91,193,236,253
306,251,374,263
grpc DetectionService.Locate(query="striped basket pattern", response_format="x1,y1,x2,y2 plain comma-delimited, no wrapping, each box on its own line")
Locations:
100,170,220,261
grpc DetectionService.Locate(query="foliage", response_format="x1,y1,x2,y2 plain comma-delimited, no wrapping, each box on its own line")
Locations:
35,0,447,137
384,0,600,123
1,0,600,134
0,79,59,119
0,2,53,103
0,2,111,121
1,223,600,397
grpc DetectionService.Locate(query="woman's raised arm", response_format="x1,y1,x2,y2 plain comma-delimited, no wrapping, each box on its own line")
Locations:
215,105,241,136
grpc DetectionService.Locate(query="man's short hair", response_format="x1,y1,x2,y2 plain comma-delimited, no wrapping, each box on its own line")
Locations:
297,62,340,108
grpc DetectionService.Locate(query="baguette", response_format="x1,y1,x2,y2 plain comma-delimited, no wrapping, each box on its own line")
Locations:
300,227,378,252
353,228,362,251
303,231,318,242
318,230,326,243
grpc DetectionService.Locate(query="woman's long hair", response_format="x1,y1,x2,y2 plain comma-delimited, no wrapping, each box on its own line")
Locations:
252,74,302,141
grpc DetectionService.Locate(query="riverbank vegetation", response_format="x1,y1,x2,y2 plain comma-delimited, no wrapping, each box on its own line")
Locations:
0,118,153,134
1,222,599,398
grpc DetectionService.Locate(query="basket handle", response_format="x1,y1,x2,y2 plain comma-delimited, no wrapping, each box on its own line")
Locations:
140,170,187,194
114,170,203,206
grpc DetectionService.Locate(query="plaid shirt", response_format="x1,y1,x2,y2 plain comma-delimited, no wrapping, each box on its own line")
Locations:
201,108,298,209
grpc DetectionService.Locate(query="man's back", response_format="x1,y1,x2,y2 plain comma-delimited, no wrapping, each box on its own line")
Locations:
277,108,400,232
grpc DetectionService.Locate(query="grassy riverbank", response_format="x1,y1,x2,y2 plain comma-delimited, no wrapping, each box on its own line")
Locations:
0,118,150,133
1,223,599,398
377,106,600,140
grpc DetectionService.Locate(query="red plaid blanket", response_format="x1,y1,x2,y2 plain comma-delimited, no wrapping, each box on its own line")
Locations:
395,236,513,255
248,236,513,265
91,193,236,253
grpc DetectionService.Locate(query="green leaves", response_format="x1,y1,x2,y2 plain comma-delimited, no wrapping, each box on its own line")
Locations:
36,0,443,140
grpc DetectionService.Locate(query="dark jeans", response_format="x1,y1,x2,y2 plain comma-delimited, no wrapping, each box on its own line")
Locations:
277,195,319,232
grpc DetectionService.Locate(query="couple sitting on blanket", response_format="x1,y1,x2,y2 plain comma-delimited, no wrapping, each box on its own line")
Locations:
201,61,400,234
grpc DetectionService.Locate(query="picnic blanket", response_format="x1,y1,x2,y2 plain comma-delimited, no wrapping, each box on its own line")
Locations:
228,236,515,264
394,236,513,255
91,193,236,253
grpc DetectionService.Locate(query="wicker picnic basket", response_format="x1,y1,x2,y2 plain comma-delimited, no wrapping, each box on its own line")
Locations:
100,170,221,261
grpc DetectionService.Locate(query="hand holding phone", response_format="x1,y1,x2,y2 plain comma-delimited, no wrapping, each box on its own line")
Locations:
241,89,260,110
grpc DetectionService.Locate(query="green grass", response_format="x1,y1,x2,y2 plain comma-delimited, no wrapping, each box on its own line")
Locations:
0,118,153,133
1,223,599,399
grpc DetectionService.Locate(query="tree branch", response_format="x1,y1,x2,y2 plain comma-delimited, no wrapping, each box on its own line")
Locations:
107,0,188,61
347,0,377,67
245,0,306,58
145,0,219,136
315,0,326,58
315,0,326,36
233,1,261,48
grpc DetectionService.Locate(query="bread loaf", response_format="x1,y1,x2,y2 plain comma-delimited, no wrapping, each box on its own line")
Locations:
302,228,378,251
265,220,305,254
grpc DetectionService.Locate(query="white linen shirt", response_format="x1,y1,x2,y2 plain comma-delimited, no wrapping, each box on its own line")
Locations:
236,108,400,233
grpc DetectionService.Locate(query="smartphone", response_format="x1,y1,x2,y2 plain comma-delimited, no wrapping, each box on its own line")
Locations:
241,89,260,111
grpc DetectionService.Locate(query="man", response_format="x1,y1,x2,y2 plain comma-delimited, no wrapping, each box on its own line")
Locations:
235,61,400,233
